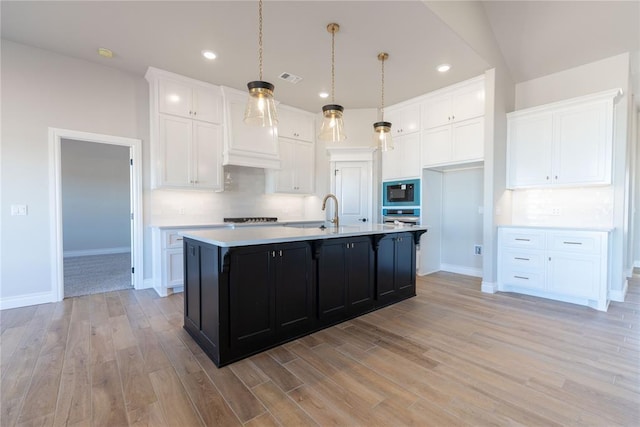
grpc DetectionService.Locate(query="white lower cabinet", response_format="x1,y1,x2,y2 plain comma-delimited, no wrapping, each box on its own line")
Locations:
498,227,610,311
152,226,224,296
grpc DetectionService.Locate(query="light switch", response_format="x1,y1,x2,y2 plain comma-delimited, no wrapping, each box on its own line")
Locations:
11,204,28,216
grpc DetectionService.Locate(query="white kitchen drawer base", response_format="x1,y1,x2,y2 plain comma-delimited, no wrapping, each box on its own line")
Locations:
500,284,609,312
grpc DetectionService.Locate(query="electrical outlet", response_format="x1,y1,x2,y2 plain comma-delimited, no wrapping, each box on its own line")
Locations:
11,204,27,216
551,207,561,216
474,245,482,255
178,208,186,215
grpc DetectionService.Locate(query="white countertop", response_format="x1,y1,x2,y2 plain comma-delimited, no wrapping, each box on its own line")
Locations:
181,223,428,247
498,225,615,232
151,219,324,230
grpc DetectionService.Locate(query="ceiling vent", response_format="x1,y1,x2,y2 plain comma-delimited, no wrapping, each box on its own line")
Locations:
279,72,303,84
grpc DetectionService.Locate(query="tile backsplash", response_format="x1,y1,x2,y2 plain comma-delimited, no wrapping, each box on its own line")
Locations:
511,186,614,228
150,165,324,226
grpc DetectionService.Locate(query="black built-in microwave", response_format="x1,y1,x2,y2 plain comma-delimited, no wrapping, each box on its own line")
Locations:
382,179,420,206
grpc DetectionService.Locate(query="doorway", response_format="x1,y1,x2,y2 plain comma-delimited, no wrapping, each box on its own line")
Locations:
49,128,143,301
61,139,132,297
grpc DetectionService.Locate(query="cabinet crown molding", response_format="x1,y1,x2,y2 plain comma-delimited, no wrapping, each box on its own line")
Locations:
507,88,623,118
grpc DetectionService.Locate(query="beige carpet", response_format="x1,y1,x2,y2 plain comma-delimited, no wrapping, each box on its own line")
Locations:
64,252,132,298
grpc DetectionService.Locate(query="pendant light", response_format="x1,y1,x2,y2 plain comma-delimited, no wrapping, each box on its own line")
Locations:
244,0,278,127
318,23,347,142
373,52,393,151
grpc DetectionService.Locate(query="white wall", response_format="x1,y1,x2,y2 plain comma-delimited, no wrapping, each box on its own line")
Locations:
441,167,484,276
512,52,632,294
0,40,328,308
482,67,515,292
1,40,147,305
61,139,131,255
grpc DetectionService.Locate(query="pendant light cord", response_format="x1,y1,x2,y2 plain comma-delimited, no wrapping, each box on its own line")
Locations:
258,0,263,81
331,27,336,103
380,55,385,121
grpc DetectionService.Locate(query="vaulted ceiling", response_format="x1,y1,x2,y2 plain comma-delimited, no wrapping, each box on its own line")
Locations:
2,1,638,112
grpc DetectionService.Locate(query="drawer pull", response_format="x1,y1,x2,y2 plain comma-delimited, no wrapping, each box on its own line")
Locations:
515,238,530,241
176,238,183,241
563,241,582,245
514,257,530,261
514,275,529,280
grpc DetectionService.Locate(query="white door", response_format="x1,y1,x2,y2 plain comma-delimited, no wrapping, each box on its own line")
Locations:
333,161,371,225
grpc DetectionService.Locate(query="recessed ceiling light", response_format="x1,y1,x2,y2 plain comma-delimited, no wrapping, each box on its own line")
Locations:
319,91,329,99
201,50,217,60
437,64,451,73
97,47,113,58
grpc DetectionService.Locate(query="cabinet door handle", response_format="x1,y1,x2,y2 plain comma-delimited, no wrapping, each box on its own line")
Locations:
271,251,276,257
515,238,530,241
514,257,529,261
546,176,550,180
514,275,529,280
279,250,283,257
555,175,558,180
563,241,582,245
176,238,183,241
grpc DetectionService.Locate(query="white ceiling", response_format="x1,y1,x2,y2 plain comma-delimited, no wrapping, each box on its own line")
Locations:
1,1,638,112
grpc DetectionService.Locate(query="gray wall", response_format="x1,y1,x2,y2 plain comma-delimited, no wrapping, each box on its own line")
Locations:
61,139,131,255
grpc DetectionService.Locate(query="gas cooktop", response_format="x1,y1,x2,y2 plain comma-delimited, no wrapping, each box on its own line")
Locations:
223,217,278,224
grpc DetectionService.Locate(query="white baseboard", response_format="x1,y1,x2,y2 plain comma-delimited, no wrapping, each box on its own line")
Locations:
481,281,497,293
440,263,483,278
0,291,56,310
609,279,629,302
417,268,440,276
64,247,130,258
634,260,640,269
138,278,155,290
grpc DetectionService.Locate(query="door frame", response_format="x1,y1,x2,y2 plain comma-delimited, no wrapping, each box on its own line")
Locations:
49,128,143,300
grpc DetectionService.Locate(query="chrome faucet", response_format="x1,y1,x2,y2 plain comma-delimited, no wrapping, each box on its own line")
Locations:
321,193,339,228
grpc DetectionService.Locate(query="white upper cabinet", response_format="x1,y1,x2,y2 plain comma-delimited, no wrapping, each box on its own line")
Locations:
159,78,222,124
507,89,620,189
422,78,485,129
277,105,315,142
265,105,315,194
381,102,421,180
381,132,421,180
146,67,224,190
266,138,315,194
222,86,280,169
385,103,420,136
420,77,485,168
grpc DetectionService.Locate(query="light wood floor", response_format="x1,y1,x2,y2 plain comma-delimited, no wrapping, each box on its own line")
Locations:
2,272,639,426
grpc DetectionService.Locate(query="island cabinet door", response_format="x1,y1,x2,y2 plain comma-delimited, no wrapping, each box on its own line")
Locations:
394,233,416,298
376,233,416,306
184,241,201,330
274,242,313,340
376,235,397,303
228,245,277,356
346,237,375,316
317,240,349,324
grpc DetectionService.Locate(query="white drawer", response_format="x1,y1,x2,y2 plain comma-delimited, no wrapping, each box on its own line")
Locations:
501,249,545,271
501,268,545,290
500,229,545,249
548,232,602,255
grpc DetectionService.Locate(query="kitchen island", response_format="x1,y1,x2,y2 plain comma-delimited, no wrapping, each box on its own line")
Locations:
182,224,427,367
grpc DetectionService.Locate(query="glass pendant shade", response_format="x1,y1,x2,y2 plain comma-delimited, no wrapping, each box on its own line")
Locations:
319,104,346,142
373,121,393,151
244,80,278,127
